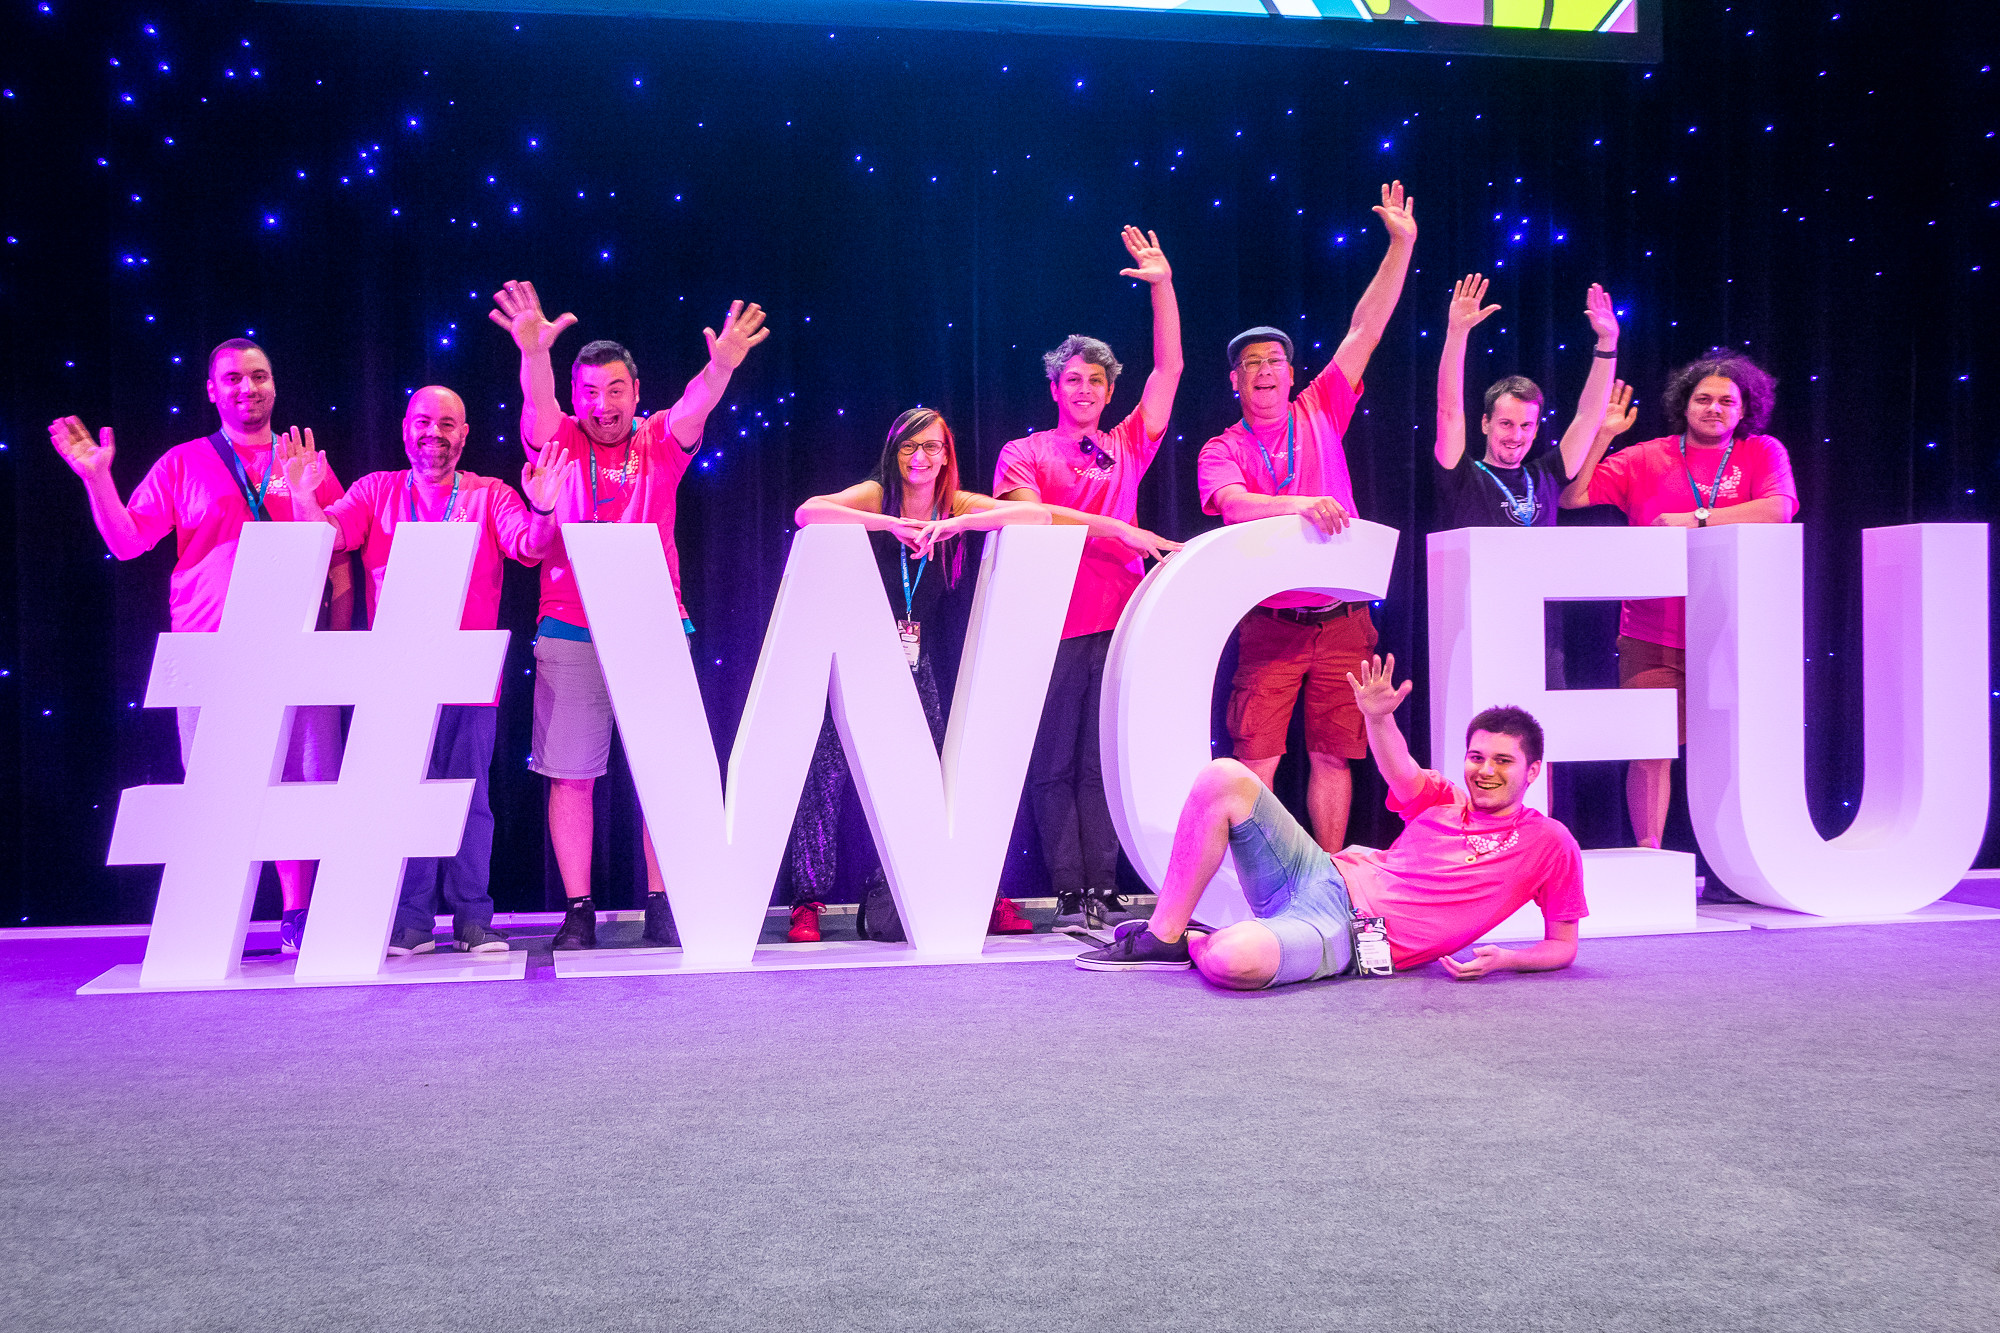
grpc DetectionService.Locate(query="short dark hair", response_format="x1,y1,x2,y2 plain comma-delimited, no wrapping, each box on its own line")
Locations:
1662,349,1776,438
1483,375,1544,416
1466,706,1544,765
572,339,638,382
207,337,267,380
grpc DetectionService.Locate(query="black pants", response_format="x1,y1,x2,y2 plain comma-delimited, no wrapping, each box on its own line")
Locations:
1024,631,1119,899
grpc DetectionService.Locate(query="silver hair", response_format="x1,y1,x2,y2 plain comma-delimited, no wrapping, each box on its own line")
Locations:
1042,335,1122,383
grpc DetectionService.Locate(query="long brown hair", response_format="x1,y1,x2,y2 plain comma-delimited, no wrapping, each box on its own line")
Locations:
871,407,968,585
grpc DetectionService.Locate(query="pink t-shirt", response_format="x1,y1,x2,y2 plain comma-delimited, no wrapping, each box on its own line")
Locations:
992,406,1165,638
1334,770,1588,971
321,469,541,634
538,413,698,627
1196,364,1365,610
125,435,347,633
1586,433,1800,649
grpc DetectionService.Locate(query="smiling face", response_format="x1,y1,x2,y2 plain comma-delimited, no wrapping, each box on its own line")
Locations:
403,386,468,484
897,417,950,492
1683,375,1744,447
1463,729,1541,818
1230,340,1295,425
1050,355,1112,433
206,347,275,436
571,359,639,446
1480,393,1543,468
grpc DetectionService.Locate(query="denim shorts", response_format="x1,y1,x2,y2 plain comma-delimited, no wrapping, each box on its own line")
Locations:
1227,787,1357,988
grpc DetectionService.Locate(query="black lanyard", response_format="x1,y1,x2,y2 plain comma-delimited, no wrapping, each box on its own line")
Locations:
208,431,273,520
405,471,460,523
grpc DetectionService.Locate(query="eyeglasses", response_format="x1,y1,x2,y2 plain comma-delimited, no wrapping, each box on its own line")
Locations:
897,440,947,457
1236,355,1289,373
1076,438,1116,472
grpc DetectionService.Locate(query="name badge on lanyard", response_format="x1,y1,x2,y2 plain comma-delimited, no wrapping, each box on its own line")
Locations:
898,546,929,671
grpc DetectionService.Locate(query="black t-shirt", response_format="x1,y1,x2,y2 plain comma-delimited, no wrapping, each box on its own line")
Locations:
1432,449,1567,531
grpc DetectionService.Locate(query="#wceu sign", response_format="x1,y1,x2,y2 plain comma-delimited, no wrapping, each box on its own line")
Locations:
106,518,1988,988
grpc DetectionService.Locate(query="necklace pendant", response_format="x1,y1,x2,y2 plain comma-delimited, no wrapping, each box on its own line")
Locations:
1465,853,1478,863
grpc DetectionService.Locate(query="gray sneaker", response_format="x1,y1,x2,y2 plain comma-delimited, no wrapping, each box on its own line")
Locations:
386,927,436,957
453,922,509,953
1074,927,1192,971
279,908,309,954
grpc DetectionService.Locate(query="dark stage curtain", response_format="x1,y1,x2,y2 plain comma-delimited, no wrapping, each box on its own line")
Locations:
1,1,1994,925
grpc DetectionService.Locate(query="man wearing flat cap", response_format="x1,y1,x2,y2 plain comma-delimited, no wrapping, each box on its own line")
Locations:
1195,181,1416,852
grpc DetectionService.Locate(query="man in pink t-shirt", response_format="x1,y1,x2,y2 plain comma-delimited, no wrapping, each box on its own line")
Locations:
489,280,769,951
1561,349,1799,852
284,385,573,956
1077,656,1585,988
1196,182,1418,855
993,226,1185,930
48,339,350,954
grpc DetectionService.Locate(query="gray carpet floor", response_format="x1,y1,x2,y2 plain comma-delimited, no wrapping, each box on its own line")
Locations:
4,901,1999,1333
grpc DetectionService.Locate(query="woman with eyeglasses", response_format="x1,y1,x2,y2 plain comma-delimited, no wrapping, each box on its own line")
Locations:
785,407,1055,942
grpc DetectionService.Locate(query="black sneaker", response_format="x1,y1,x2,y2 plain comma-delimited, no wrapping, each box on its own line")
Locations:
641,892,680,947
279,908,309,955
1089,888,1135,925
453,922,509,953
1074,927,1191,971
552,898,597,951
387,926,436,957
1053,893,1104,931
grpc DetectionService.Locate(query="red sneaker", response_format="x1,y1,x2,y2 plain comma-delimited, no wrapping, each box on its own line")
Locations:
787,903,823,943
988,897,1035,935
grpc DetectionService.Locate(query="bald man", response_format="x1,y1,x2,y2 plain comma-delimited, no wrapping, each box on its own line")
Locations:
283,386,576,955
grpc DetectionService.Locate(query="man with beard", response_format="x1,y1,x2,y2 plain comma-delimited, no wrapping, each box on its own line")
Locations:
489,281,768,951
993,226,1184,932
281,385,575,954
1075,655,1586,989
48,339,351,954
1197,182,1417,854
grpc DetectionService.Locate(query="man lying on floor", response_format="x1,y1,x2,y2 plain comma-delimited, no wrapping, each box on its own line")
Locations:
1076,655,1586,987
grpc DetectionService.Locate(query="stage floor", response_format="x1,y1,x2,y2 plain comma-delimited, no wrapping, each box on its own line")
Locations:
4,883,1998,1332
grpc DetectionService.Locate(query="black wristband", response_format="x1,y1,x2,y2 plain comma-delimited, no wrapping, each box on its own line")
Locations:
525,497,555,517
1592,347,1618,359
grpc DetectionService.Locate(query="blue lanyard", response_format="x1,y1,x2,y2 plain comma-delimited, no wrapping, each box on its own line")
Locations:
209,431,274,521
588,431,636,519
898,546,929,621
1472,460,1540,526
1678,432,1738,511
405,471,460,523
1244,410,1296,493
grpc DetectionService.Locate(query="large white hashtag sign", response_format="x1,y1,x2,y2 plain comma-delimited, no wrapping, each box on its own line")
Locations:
108,523,507,985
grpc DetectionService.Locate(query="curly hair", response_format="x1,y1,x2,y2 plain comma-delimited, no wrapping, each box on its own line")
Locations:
1042,335,1122,384
1661,349,1776,438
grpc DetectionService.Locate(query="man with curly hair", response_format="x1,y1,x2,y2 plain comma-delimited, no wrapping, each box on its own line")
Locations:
1560,349,1799,854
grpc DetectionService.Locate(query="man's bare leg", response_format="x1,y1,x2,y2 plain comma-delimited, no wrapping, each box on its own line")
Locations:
275,862,314,911
548,776,596,897
1627,757,1671,849
640,822,667,896
1144,759,1265,942
1305,752,1353,852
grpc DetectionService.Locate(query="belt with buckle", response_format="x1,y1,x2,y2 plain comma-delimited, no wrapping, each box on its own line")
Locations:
1259,601,1360,626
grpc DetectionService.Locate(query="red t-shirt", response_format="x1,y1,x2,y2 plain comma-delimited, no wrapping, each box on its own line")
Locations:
322,469,541,634
992,406,1165,638
126,436,347,633
1195,364,1364,609
537,413,698,627
1586,433,1800,649
1334,770,1588,971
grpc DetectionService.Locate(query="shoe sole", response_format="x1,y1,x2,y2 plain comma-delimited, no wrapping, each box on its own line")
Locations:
454,941,508,953
386,943,436,957
1073,957,1191,971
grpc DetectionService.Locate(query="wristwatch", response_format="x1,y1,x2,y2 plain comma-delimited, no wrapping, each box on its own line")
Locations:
1694,507,1710,527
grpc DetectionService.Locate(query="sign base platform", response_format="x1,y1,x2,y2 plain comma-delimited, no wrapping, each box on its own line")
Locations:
551,930,1092,979
78,948,527,995
1694,901,2000,930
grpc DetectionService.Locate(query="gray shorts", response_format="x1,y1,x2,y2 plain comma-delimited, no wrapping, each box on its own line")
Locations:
1228,786,1357,987
178,704,344,781
531,635,616,780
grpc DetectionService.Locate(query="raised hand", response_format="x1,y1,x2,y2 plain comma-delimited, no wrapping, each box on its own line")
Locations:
488,279,578,354
1373,180,1417,246
275,425,324,495
521,437,578,513
1118,226,1172,285
1447,273,1500,333
704,300,770,370
49,416,114,481
1344,653,1413,720
1600,380,1637,439
1584,283,1619,347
